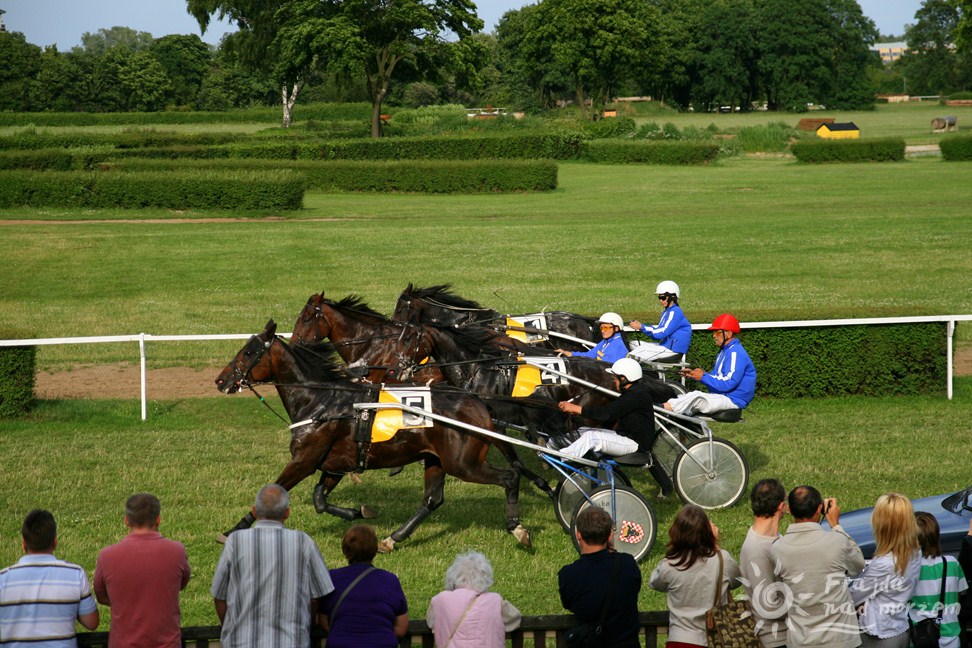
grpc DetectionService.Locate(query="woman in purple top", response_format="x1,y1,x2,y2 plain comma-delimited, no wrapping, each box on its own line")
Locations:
319,525,408,648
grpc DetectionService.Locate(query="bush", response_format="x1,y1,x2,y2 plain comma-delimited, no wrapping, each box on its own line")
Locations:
947,91,972,100
296,134,585,161
0,333,35,418
0,170,305,210
102,158,558,193
684,323,946,398
732,122,796,153
791,138,905,163
580,140,720,164
583,117,637,139
939,135,972,161
0,149,76,171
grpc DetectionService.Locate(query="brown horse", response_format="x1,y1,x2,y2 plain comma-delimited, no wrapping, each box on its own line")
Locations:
393,283,599,351
215,320,538,552
291,293,442,384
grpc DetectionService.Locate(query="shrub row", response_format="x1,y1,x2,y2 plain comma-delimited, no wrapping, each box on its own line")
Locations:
0,334,35,418
0,170,305,210
939,136,972,161
103,158,559,193
791,138,906,163
580,140,720,164
0,103,373,127
680,322,946,398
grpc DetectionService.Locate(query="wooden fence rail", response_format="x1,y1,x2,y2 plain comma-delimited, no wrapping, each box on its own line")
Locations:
77,611,671,647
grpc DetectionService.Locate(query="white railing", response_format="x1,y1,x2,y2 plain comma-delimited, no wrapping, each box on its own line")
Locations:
0,316,969,420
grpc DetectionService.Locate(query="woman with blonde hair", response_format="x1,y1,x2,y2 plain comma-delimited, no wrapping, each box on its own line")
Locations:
850,493,922,647
427,551,521,648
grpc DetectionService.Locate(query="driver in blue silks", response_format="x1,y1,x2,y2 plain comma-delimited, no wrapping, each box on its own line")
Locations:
627,280,692,364
556,312,629,364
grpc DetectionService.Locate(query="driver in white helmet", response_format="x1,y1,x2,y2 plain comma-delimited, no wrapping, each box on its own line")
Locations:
553,358,675,497
555,312,629,364
628,281,692,364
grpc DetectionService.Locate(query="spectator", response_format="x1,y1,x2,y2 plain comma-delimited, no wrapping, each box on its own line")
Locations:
94,493,191,648
909,512,967,648
319,525,408,648
665,313,756,416
427,551,520,648
772,485,865,648
650,504,741,648
960,519,972,648
557,312,630,363
0,509,99,646
554,357,674,496
211,484,333,648
738,478,788,648
850,493,921,647
558,506,642,648
628,280,693,364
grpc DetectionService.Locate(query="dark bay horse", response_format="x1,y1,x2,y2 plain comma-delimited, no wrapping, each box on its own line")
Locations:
393,284,599,351
291,293,442,384
215,320,540,552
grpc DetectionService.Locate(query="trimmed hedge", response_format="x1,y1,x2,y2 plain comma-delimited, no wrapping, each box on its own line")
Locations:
791,138,906,163
939,136,972,161
295,134,586,161
0,170,305,210
679,322,946,398
581,140,721,164
0,333,35,418
102,158,558,193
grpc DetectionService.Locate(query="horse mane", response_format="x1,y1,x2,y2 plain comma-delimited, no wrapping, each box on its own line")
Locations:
430,323,510,359
330,294,390,322
289,341,351,383
403,284,487,311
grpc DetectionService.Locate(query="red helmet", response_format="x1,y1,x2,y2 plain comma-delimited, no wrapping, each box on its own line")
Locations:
708,313,741,333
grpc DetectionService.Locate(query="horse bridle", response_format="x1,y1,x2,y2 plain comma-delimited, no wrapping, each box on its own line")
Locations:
228,334,276,390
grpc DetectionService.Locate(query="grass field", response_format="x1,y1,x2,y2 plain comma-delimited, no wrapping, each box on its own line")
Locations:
1,103,971,639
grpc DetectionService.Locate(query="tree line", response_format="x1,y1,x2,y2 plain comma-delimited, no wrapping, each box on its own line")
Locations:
0,0,969,133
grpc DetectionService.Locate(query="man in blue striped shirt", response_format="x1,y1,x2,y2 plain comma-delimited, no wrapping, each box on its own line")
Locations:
0,509,99,647
211,484,334,648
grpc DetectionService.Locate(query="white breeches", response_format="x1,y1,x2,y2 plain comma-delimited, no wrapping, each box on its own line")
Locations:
627,342,681,364
559,427,639,458
666,391,738,416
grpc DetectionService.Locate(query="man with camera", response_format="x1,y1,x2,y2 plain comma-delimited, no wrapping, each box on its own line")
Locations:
772,485,865,648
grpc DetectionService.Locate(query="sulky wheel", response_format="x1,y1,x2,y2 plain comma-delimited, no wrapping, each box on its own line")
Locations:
569,485,656,563
672,437,748,510
553,466,630,532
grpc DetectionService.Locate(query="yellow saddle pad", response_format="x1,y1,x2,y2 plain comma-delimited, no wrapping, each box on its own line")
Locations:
371,387,433,442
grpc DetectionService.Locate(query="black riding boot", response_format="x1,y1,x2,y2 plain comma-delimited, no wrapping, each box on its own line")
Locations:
648,456,675,497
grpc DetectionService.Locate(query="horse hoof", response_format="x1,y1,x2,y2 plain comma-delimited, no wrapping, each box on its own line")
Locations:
349,473,363,485
377,537,396,554
387,466,405,477
216,533,228,545
360,506,377,519
511,524,532,548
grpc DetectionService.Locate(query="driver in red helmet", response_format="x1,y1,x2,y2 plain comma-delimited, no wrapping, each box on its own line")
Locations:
664,313,756,416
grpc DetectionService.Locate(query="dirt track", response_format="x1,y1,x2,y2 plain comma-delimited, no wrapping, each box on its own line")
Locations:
34,349,972,400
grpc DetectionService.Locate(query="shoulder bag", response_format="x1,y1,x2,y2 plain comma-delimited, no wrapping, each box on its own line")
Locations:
910,556,947,648
565,552,621,648
327,565,376,626
706,551,761,648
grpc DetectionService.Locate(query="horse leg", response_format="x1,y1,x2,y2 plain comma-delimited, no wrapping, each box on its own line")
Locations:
496,442,555,500
312,471,376,520
378,458,446,554
448,444,530,549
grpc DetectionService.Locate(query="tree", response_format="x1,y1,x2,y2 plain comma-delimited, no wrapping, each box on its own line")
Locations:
150,34,213,107
522,0,657,119
0,31,42,111
495,6,569,111
74,26,154,56
954,0,972,53
694,0,759,111
900,0,967,95
118,50,173,111
822,0,879,109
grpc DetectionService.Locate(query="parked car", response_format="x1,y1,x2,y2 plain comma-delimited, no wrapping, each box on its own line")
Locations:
830,485,972,558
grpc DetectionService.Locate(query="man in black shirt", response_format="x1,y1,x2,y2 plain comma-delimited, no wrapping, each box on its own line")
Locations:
558,506,642,648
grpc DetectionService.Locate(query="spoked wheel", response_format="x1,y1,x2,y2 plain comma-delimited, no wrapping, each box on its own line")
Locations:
553,467,630,532
672,437,748,510
569,485,656,563
651,429,689,478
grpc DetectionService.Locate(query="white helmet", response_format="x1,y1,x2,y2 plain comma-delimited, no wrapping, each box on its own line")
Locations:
655,281,680,298
596,312,624,329
607,357,643,382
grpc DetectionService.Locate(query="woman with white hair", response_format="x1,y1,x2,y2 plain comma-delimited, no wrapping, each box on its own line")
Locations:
426,551,521,648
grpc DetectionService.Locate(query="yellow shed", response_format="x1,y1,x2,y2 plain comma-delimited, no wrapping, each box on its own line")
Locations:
816,122,860,139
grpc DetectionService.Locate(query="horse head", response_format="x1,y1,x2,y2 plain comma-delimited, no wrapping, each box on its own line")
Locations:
215,319,279,394
291,293,330,345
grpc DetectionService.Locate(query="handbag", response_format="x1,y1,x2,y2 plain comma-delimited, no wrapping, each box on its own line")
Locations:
910,557,948,648
566,552,621,648
706,551,761,648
